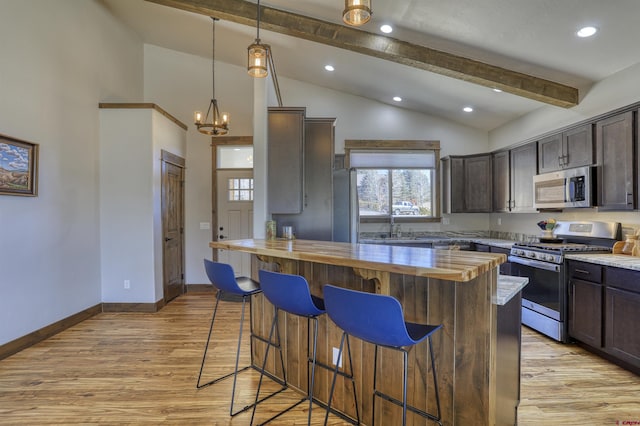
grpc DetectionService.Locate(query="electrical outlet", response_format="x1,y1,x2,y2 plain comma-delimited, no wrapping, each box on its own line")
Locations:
332,347,343,368
497,218,502,226
124,280,130,289
442,217,450,225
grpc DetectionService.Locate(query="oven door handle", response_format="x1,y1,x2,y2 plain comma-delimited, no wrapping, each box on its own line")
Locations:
508,255,561,272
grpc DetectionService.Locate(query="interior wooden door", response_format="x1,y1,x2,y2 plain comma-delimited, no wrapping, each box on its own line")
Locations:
161,151,185,303
216,169,253,277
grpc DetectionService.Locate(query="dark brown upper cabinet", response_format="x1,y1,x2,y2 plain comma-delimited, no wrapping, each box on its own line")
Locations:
538,124,593,174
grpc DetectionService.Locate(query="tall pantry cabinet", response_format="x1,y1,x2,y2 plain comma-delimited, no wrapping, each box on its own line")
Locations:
269,107,338,241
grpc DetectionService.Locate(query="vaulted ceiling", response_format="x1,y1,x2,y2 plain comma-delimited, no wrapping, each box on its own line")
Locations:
101,0,640,130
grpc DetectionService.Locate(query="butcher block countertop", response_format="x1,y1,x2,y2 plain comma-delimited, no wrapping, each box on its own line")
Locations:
210,238,505,282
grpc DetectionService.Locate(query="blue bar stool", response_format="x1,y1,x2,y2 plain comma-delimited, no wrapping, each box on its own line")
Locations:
250,270,360,426
323,284,443,426
198,260,286,417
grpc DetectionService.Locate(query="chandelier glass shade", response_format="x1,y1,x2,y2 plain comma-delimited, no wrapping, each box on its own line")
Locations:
343,0,372,26
195,17,229,136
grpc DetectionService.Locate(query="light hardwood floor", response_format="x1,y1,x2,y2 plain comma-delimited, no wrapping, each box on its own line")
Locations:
0,292,638,425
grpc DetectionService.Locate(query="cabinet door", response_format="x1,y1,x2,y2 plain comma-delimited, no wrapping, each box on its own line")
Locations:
492,150,510,212
538,133,562,174
268,108,305,214
563,124,593,169
596,111,634,210
464,154,492,212
605,287,640,368
568,278,603,347
442,156,465,213
510,142,537,212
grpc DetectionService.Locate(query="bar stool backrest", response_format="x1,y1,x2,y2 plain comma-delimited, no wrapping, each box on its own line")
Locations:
323,284,418,348
258,270,324,317
204,259,250,295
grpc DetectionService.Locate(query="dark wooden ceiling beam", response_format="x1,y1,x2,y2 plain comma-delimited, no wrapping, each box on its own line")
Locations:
145,0,579,108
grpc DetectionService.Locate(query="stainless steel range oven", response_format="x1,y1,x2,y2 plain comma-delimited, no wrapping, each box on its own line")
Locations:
508,221,620,342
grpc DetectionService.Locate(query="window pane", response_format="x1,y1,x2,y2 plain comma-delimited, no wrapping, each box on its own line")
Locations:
391,169,433,217
227,178,254,201
356,170,389,216
218,146,254,168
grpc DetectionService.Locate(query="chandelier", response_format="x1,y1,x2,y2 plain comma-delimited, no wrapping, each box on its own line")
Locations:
343,0,372,26
194,17,229,136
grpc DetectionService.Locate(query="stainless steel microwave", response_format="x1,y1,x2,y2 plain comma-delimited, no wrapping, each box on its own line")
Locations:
533,166,594,209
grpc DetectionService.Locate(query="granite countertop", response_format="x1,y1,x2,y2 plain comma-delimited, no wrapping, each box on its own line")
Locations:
495,275,528,306
210,238,506,282
565,253,640,271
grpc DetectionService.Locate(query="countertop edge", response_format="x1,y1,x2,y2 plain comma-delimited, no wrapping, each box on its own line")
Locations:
495,275,528,305
565,253,640,271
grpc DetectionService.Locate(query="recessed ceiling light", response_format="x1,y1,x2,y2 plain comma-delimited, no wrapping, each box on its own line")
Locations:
380,24,393,34
393,96,402,102
493,88,503,93
463,106,474,112
577,26,597,38
324,65,335,71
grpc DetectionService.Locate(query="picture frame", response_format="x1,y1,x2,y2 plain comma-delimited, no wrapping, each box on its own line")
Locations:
0,133,39,196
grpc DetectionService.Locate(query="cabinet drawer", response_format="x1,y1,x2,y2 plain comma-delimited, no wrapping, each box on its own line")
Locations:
606,267,640,293
567,261,603,283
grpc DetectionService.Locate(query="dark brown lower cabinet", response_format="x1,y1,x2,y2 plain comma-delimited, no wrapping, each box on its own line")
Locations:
568,278,602,348
605,267,640,370
568,260,640,374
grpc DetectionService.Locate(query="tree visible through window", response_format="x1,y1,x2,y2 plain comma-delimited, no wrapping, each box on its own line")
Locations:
346,140,440,222
357,169,434,217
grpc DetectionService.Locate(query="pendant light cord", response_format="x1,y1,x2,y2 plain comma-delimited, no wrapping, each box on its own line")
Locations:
256,0,261,40
211,17,216,101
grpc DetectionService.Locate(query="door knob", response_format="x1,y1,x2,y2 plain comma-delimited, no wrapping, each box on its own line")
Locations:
164,237,173,242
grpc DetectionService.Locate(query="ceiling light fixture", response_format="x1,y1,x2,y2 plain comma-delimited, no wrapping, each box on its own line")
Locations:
194,17,229,136
325,65,335,71
247,0,267,78
247,0,283,106
393,96,402,102
577,26,597,38
343,0,371,26
380,24,393,34
463,106,474,112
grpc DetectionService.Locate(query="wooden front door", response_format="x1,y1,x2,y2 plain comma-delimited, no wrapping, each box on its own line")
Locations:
161,150,185,303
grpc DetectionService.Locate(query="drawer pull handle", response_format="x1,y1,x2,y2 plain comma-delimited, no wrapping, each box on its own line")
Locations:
575,269,590,274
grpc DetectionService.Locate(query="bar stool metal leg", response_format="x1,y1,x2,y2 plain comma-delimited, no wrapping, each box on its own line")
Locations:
325,332,361,425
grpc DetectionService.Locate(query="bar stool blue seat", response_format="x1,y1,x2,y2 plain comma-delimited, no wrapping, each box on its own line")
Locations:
251,270,359,426
198,259,286,417
323,284,443,426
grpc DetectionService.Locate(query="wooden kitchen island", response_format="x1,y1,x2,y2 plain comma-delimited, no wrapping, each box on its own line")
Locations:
210,239,515,426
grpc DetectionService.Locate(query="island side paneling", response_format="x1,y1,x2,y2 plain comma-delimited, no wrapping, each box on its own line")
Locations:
249,255,497,426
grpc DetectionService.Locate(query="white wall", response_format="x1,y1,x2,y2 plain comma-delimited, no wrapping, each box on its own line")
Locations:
0,0,143,345
99,108,186,303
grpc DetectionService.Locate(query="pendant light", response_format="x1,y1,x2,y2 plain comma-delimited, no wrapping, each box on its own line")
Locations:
194,17,229,136
343,0,372,26
247,0,268,78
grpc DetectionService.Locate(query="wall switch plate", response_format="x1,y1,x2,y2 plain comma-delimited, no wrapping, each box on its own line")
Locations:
442,217,450,225
332,347,343,368
497,218,502,226
124,280,130,289
199,222,210,230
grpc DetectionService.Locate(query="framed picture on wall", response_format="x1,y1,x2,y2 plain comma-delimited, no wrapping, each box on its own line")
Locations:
0,133,39,196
